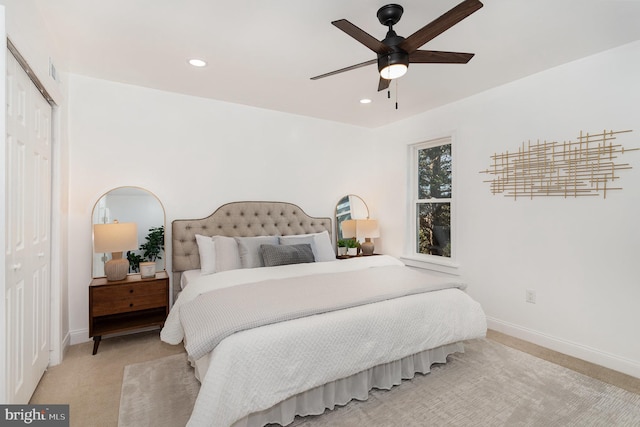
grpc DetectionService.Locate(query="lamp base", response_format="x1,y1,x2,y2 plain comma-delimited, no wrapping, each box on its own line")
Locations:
105,256,129,281
361,238,375,256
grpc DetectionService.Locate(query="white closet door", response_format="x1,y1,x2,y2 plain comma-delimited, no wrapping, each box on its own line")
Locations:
5,50,52,404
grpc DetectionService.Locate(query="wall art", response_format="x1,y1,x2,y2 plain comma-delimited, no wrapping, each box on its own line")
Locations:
480,129,638,199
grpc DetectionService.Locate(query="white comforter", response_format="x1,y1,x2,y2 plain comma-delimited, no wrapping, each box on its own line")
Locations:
161,256,487,427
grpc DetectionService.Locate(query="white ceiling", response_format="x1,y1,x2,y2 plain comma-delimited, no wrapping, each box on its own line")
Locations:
34,0,640,128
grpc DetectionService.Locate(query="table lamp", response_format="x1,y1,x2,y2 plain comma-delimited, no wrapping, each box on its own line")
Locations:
93,221,138,281
341,219,380,256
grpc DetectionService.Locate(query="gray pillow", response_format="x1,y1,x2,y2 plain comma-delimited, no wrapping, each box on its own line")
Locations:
279,231,335,262
235,236,279,268
259,244,315,267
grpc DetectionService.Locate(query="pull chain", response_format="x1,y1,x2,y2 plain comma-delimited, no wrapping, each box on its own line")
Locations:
395,80,399,110
386,81,400,110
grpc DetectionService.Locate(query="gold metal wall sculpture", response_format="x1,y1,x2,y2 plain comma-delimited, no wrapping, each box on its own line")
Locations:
480,129,638,199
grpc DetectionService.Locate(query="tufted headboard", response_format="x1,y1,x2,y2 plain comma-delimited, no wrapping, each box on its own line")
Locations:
172,201,332,279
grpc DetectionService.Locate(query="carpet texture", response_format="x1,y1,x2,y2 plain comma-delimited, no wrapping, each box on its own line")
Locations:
118,353,200,427
118,339,640,427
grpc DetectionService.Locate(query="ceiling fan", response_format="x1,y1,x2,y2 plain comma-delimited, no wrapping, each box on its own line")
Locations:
311,0,483,91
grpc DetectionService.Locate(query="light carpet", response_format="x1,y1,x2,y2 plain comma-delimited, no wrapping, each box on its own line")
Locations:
119,339,640,427
118,352,199,427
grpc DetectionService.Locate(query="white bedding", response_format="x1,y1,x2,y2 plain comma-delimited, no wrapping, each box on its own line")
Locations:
162,255,405,344
180,269,202,290
161,256,487,427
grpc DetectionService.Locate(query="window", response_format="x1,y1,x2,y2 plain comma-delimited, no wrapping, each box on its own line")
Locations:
409,137,454,262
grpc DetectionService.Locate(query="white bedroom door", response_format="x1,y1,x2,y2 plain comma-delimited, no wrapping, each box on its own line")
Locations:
5,48,52,404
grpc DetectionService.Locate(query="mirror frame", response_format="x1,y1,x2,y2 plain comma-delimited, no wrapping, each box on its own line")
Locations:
92,186,166,278
335,194,369,242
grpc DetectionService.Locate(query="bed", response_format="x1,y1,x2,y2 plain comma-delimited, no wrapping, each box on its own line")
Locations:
161,201,486,427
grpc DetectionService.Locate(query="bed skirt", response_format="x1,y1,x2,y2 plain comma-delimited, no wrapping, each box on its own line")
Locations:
229,341,464,427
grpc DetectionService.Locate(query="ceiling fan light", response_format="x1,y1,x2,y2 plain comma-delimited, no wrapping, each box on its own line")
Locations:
380,63,407,80
188,58,207,67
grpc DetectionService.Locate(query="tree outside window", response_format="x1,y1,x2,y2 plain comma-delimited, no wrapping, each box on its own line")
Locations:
413,140,452,258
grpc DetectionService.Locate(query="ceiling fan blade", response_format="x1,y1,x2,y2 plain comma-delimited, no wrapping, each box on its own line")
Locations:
409,50,475,64
399,0,483,53
332,19,393,55
310,59,377,80
378,77,390,92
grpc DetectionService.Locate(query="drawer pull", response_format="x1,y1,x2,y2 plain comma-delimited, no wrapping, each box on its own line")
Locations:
129,303,134,308
129,289,134,293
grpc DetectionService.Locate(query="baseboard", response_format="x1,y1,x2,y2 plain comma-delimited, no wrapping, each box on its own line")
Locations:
69,328,90,346
487,317,640,379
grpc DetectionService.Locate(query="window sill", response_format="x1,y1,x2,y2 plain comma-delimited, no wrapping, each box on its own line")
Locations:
400,255,460,276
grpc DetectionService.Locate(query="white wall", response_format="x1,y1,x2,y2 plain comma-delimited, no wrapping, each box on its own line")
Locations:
374,41,640,377
66,74,377,343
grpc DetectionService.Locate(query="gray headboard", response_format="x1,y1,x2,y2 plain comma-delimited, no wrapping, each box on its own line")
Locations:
172,201,332,277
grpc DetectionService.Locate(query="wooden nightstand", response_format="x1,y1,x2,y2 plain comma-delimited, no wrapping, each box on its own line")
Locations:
89,271,169,355
336,253,380,259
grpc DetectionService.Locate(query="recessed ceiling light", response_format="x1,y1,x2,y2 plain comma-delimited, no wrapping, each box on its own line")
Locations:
188,59,207,67
360,98,372,104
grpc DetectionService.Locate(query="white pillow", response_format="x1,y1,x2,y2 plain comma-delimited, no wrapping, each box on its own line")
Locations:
235,236,279,268
279,230,335,262
212,235,242,272
194,234,241,275
195,234,217,275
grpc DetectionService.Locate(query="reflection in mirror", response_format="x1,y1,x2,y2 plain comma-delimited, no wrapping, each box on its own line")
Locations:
335,194,369,241
92,187,165,278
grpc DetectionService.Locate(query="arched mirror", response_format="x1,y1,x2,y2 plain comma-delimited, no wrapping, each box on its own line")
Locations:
92,187,166,278
335,194,369,241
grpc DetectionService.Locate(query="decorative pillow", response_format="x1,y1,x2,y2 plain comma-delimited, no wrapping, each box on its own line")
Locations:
194,234,241,275
259,244,315,267
235,236,279,268
195,234,216,275
279,230,335,262
212,235,242,272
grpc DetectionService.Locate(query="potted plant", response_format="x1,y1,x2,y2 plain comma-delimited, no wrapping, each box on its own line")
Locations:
337,239,348,256
127,251,144,273
345,238,359,256
129,226,164,277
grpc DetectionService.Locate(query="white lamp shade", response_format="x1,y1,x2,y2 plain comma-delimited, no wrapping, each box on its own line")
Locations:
93,222,138,253
341,219,380,240
341,219,357,239
357,219,380,239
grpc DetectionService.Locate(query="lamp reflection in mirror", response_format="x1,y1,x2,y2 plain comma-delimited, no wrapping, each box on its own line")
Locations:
341,219,380,256
93,221,138,281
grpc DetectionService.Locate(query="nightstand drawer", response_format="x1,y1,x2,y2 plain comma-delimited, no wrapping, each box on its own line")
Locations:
92,281,167,316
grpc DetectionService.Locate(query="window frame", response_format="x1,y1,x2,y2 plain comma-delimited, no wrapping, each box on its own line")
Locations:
402,135,459,274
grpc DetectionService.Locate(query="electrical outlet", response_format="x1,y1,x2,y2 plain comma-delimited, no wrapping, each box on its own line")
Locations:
526,289,536,304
